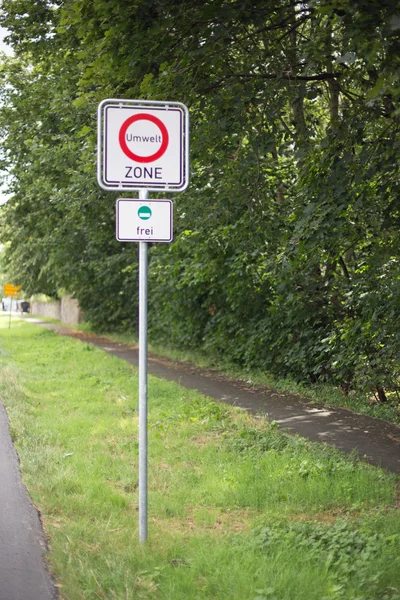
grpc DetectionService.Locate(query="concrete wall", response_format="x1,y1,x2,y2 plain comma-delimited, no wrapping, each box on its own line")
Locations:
31,295,83,325
30,300,61,320
61,295,83,325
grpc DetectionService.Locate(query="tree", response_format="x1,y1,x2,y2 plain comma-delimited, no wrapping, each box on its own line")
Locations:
0,0,399,396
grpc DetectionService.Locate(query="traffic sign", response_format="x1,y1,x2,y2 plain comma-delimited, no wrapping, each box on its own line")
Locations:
116,198,173,243
98,99,189,192
97,98,190,543
3,283,21,297
138,206,152,220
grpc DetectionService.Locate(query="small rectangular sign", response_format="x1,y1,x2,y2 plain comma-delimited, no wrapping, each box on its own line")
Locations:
3,283,21,297
116,199,173,243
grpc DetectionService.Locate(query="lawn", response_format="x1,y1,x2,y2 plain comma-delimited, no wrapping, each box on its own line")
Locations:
50,317,400,425
0,316,399,600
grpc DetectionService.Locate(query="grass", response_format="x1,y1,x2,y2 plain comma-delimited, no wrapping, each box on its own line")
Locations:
59,319,400,425
23,314,400,424
0,315,399,600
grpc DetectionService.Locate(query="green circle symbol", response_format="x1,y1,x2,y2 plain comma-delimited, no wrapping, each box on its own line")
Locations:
138,206,152,220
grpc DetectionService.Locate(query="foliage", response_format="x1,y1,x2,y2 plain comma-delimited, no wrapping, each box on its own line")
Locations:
248,519,400,600
0,0,399,395
0,245,8,292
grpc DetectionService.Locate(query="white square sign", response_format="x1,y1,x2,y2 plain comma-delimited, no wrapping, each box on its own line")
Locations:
98,100,189,192
116,199,173,243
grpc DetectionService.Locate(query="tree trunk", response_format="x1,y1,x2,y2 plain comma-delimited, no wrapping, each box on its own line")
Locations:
376,386,388,403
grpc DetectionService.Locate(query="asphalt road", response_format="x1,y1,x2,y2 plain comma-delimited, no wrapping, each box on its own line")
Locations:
0,402,57,600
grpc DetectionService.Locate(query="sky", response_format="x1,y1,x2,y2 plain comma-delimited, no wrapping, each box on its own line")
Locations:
0,26,12,55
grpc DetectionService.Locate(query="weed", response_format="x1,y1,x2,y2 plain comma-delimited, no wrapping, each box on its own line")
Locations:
246,519,400,600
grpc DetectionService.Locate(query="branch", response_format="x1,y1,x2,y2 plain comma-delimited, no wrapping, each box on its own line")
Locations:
239,72,343,82
203,71,342,92
339,256,351,280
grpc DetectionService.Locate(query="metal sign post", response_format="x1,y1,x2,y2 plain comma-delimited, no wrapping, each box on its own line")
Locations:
98,98,189,543
138,189,149,543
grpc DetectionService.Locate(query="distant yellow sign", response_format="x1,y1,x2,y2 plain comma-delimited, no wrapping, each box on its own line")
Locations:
3,283,21,297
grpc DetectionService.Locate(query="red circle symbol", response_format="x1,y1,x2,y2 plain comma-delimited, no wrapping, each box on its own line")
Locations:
119,113,169,163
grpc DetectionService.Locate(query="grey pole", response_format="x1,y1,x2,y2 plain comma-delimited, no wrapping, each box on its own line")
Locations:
138,189,149,543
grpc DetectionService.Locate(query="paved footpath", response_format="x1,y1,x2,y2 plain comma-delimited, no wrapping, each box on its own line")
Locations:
29,318,400,475
0,401,57,600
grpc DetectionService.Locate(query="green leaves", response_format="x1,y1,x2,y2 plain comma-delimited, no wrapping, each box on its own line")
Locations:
0,0,400,398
